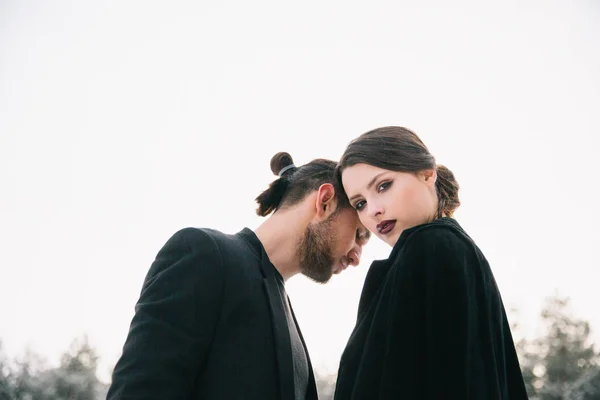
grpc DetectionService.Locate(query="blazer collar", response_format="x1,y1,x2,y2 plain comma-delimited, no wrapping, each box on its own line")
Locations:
237,227,318,400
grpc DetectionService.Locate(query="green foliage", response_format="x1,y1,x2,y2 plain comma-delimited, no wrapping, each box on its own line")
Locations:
517,293,599,399
0,336,107,400
564,367,600,400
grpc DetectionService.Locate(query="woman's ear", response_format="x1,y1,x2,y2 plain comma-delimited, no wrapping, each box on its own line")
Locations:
422,168,437,188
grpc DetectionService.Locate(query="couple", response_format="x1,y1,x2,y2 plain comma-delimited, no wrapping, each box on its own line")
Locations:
107,127,528,399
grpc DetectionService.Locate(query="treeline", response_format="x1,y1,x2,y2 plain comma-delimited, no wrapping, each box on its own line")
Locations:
1,293,599,400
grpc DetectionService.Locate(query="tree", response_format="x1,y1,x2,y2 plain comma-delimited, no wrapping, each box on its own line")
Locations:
315,371,337,400
11,347,50,400
518,293,599,399
51,335,100,400
0,335,106,400
0,342,13,400
564,366,600,400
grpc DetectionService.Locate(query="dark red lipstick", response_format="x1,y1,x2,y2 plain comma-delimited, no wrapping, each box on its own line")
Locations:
376,220,396,235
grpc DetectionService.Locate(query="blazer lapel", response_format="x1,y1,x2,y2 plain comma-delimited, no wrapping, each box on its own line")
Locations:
238,227,298,400
263,274,295,400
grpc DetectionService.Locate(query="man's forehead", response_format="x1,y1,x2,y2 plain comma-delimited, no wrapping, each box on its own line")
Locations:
338,205,359,217
338,207,364,228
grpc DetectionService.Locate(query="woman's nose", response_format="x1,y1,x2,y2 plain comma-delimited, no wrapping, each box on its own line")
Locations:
370,202,384,219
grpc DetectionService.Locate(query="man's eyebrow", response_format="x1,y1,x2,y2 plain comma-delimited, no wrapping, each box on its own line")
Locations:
348,172,387,203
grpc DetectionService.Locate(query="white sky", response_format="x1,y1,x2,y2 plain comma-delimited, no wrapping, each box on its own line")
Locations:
1,0,599,383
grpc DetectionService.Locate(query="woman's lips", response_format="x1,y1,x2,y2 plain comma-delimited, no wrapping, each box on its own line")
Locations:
376,220,396,235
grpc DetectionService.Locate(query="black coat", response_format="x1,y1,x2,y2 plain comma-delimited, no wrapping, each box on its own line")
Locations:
107,227,318,400
334,218,528,399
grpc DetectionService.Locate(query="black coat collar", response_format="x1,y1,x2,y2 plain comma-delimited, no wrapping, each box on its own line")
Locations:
238,227,318,400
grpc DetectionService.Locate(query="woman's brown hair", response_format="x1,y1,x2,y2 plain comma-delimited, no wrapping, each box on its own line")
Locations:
337,126,460,218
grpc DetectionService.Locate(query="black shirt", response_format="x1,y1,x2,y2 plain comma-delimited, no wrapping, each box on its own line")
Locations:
274,269,309,400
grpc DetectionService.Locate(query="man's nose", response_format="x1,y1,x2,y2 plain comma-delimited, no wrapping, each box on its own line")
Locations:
347,245,362,267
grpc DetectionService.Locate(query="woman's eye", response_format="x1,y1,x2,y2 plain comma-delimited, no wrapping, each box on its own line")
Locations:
355,200,366,211
378,181,391,192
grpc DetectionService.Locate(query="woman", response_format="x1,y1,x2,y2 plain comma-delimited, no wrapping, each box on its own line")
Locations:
334,127,528,399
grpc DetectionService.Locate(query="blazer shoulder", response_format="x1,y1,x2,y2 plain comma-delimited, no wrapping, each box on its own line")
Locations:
164,227,255,270
170,226,224,241
160,227,223,255
148,228,229,280
403,223,467,254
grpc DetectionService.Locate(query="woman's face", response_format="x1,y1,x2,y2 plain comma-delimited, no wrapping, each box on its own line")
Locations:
341,163,438,246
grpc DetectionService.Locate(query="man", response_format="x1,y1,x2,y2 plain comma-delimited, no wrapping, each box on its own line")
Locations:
107,152,369,400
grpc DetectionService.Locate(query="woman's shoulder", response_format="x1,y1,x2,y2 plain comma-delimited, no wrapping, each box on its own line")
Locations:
394,218,473,261
382,219,481,285
404,217,471,246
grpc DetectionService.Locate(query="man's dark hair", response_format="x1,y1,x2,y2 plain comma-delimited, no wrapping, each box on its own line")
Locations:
255,152,350,216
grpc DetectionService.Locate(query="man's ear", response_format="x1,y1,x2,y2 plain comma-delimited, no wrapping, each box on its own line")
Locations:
315,183,336,219
421,168,437,188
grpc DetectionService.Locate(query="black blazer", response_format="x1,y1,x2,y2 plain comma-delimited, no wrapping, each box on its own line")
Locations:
107,227,318,400
334,218,528,399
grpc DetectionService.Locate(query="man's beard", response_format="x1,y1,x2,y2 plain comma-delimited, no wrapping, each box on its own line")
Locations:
297,214,337,284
